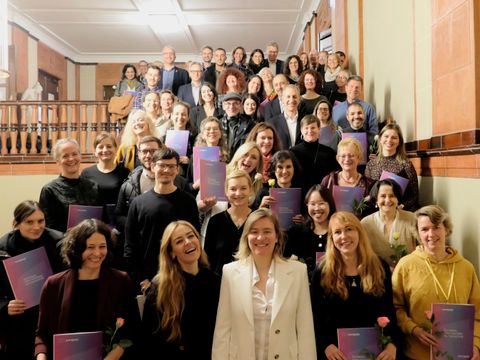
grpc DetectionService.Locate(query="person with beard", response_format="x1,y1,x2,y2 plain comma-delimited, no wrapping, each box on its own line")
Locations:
332,75,378,135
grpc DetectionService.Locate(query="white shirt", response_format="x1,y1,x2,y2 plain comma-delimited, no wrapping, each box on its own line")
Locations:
269,61,277,75
284,112,299,147
191,83,201,106
252,260,275,360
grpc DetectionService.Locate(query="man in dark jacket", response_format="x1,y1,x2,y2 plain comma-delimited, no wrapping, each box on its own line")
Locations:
220,92,255,156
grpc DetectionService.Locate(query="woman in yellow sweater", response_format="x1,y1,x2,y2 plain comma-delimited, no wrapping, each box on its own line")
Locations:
392,205,480,359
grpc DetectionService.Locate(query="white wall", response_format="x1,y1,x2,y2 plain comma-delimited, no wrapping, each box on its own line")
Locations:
79,65,95,101
0,175,57,234
27,36,37,87
346,0,359,75
67,60,76,100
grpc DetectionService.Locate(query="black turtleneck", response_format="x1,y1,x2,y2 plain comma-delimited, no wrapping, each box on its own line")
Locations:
290,140,339,192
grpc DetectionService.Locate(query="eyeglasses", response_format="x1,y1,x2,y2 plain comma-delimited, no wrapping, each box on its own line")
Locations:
155,163,178,171
204,127,220,132
138,149,157,155
190,70,203,73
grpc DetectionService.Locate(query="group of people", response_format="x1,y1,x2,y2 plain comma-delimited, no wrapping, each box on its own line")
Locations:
0,41,479,360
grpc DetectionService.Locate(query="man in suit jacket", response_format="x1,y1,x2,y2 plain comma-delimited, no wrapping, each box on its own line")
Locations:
161,45,190,96
204,47,227,88
264,74,288,121
177,62,203,107
267,84,303,149
266,41,284,75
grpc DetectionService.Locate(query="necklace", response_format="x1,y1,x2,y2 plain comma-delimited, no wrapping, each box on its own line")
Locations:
340,171,359,185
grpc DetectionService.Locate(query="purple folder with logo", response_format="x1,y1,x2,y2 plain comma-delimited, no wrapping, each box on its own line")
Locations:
193,146,220,182
2,247,53,308
199,160,227,201
53,331,103,360
165,129,190,156
269,188,301,230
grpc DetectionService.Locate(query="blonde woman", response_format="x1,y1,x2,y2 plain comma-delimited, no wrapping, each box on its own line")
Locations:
311,211,398,360
226,141,263,196
141,220,220,359
204,170,253,275
392,205,480,360
115,109,158,171
212,208,316,360
320,138,375,217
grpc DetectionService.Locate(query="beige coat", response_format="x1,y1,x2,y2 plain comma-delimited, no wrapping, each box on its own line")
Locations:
361,209,417,267
212,256,316,360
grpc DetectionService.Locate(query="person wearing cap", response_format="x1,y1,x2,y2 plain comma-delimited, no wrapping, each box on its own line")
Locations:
221,92,255,155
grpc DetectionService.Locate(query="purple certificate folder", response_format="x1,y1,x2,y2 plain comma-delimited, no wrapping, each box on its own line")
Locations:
193,146,220,182
337,327,381,359
342,132,368,164
431,303,475,360
319,126,336,147
199,160,227,201
379,170,409,195
269,188,301,230
332,185,363,213
67,205,103,230
165,129,190,156
53,331,103,360
2,247,52,309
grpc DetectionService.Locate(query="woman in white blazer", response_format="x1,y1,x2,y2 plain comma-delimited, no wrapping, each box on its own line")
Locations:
212,208,317,360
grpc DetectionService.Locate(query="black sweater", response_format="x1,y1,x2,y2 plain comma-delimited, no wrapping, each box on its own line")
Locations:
124,188,200,284
141,268,220,360
39,176,99,232
311,260,400,358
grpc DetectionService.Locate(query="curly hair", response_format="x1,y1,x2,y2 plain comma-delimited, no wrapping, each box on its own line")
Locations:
217,67,246,94
298,69,323,95
61,219,113,269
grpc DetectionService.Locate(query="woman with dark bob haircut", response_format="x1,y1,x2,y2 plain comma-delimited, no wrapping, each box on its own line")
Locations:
0,200,64,360
35,219,140,360
285,185,336,278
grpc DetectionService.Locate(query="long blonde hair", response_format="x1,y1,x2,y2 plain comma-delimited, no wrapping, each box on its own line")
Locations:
227,141,263,194
121,109,158,147
155,220,209,342
320,212,385,300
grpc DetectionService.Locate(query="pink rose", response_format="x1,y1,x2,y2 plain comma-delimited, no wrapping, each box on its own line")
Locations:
424,310,433,320
116,317,125,328
377,316,390,328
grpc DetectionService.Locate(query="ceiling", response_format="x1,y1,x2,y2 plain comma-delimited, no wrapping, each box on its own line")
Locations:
8,0,322,63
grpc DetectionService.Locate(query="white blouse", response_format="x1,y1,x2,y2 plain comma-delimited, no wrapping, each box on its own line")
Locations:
251,260,275,360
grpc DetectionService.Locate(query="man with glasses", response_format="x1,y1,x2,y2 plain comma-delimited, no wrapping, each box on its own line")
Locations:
221,92,255,155
177,62,203,107
115,136,190,238
124,147,200,293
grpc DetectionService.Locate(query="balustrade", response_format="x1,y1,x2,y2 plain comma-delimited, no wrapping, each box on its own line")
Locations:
0,100,120,157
